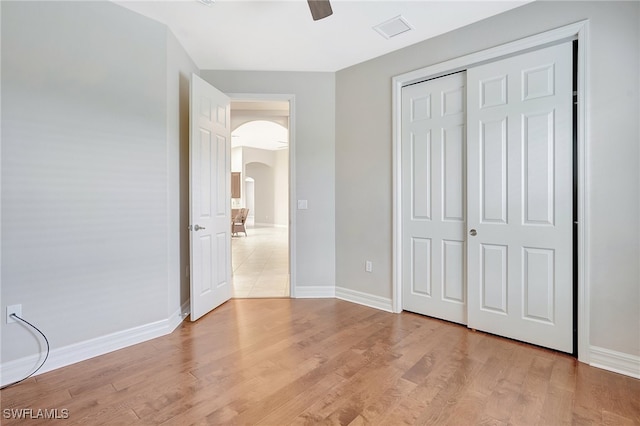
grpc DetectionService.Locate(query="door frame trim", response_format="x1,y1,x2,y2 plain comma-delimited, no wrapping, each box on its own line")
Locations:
391,20,590,362
227,92,297,298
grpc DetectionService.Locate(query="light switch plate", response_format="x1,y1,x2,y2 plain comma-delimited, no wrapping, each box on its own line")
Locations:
297,200,308,210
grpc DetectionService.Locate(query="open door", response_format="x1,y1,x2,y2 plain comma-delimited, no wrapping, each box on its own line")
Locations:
189,73,232,321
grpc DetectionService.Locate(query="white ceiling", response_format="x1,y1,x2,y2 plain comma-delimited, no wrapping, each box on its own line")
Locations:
115,0,531,72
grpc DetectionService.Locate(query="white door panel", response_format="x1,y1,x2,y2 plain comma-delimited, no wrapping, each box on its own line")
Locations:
402,72,467,325
467,42,573,352
190,73,232,321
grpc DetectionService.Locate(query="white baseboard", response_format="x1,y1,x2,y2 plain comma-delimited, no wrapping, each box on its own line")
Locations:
336,286,393,313
293,285,336,298
589,345,640,379
253,222,287,228
0,303,189,387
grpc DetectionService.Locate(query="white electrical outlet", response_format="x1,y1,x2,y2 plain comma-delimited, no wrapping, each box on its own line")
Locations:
6,304,22,324
365,261,373,273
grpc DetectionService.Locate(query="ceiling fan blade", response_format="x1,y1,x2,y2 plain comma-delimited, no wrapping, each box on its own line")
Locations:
307,0,333,21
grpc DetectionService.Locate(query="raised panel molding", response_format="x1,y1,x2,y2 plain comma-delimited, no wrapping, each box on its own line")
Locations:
480,118,508,224
216,233,226,286
200,98,211,119
216,105,226,126
480,75,507,108
523,111,554,225
442,86,464,116
442,125,464,222
411,95,431,121
216,135,227,216
522,247,555,323
442,240,465,303
522,64,555,100
411,131,432,220
200,235,213,294
411,237,432,296
200,130,212,217
480,244,508,314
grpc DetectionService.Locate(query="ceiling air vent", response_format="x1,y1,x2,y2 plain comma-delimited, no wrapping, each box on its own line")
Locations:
373,15,413,39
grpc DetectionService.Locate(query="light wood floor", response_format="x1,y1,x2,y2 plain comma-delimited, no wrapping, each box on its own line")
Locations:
1,299,638,425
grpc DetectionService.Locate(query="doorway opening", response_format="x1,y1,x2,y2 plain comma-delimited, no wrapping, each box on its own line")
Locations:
230,100,291,298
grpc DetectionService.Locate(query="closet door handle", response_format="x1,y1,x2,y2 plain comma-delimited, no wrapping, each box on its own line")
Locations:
194,225,206,231
469,229,477,236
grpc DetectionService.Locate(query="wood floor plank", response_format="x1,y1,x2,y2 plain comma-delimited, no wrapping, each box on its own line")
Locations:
308,357,404,424
413,354,485,425
549,353,578,391
255,372,346,425
602,410,637,426
539,384,574,425
1,299,638,425
507,368,549,425
357,376,417,424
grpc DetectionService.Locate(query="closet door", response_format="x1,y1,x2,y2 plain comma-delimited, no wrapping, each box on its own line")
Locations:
466,42,573,352
401,72,467,325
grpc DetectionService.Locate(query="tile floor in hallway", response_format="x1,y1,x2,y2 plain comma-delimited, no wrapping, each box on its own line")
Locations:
231,225,289,298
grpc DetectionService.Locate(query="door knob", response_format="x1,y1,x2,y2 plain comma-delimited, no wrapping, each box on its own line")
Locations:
469,229,477,236
194,225,206,231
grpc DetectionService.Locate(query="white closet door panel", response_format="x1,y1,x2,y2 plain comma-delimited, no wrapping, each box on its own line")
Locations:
480,117,508,224
467,42,573,352
442,125,465,221
411,237,432,296
442,240,465,303
480,243,508,313
411,131,432,220
402,72,466,325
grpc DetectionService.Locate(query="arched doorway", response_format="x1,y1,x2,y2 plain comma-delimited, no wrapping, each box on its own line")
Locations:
230,112,290,298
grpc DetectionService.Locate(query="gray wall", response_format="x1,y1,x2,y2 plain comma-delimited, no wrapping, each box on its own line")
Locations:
1,1,194,364
241,147,288,227
335,1,640,358
274,149,289,227
201,71,336,290
166,29,199,315
246,162,275,225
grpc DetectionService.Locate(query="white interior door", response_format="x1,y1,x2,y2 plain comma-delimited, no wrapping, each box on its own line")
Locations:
466,42,573,352
189,73,232,321
402,72,467,325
